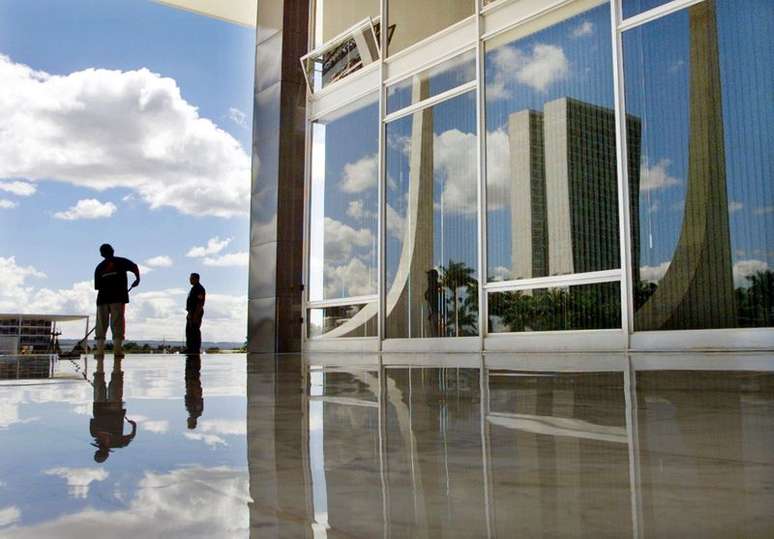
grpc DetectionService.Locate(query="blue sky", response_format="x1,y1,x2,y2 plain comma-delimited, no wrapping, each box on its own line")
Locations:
0,0,255,341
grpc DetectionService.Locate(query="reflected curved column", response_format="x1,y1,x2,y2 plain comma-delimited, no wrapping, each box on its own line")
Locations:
634,0,736,330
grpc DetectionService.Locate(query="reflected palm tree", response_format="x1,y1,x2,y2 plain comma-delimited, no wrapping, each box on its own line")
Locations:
439,260,476,337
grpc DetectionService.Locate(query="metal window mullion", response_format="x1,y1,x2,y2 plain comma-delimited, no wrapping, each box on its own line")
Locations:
611,0,634,347
618,0,706,31
476,0,488,348
301,0,315,349
307,295,379,309
383,43,477,87
378,0,387,351
383,80,478,124
484,269,622,292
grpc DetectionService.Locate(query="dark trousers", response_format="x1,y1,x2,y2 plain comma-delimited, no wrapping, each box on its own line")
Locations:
185,317,202,353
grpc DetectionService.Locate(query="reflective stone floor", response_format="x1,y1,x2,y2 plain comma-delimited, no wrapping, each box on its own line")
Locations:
1,352,773,538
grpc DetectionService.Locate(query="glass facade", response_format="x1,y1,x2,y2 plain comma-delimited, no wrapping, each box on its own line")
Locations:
297,0,773,347
385,91,479,338
624,0,773,331
313,0,380,48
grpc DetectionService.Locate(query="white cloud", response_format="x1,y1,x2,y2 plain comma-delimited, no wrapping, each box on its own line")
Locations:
572,21,594,38
227,107,248,128
340,154,378,193
386,203,404,240
202,252,248,267
324,258,375,298
639,159,681,192
434,129,478,215
346,200,369,220
323,217,374,264
6,467,249,538
43,467,109,499
639,261,670,283
490,266,512,282
0,54,250,218
186,237,232,258
488,43,569,97
141,420,170,434
728,200,743,214
184,432,227,447
0,506,20,528
144,255,173,268
733,259,769,288
0,181,36,196
198,419,246,436
0,199,17,209
53,199,117,220
0,256,246,342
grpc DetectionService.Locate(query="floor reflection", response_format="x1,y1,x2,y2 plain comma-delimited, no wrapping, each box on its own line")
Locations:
0,353,772,537
247,353,774,538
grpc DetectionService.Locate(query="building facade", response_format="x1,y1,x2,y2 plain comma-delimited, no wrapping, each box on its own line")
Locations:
248,0,773,353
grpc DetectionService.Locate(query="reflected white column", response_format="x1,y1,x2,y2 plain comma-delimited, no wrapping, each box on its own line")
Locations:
480,359,495,538
624,356,643,539
309,370,330,538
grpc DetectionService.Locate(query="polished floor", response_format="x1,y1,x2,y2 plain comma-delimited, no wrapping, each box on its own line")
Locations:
0,352,773,538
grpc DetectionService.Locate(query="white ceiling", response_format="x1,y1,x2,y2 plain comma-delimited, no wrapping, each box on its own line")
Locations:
153,0,257,27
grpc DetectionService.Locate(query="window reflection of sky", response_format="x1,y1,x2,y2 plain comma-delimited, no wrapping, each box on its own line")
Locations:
484,4,615,280
624,1,773,288
309,95,379,302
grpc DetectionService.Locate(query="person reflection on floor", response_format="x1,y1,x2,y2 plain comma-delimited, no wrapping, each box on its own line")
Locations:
185,354,203,430
91,356,136,462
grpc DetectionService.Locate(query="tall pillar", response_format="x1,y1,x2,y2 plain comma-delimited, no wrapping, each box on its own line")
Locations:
248,0,309,353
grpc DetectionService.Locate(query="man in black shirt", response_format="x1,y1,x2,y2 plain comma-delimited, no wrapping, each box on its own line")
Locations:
186,273,206,353
94,244,140,357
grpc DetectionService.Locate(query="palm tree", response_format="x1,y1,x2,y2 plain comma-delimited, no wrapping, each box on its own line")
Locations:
439,260,476,337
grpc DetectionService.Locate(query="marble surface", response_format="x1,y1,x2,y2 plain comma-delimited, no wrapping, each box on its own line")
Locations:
0,352,773,538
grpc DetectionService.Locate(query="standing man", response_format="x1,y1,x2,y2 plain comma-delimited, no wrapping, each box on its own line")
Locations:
94,243,140,358
186,273,206,353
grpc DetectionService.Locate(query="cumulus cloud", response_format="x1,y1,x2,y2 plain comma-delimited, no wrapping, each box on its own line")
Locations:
202,252,248,267
0,199,17,209
733,259,769,287
324,217,374,264
186,237,232,258
386,203,405,240
640,159,681,192
0,506,21,528
324,258,376,298
572,21,594,38
0,54,250,218
639,261,670,283
346,200,370,220
144,256,173,268
184,432,227,447
434,129,478,215
340,154,378,193
53,199,117,220
488,43,569,97
0,181,36,196
6,467,249,537
0,256,246,341
490,266,512,282
43,467,109,499
227,107,248,128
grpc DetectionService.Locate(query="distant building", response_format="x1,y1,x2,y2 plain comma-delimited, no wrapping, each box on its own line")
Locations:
0,314,89,354
508,98,641,279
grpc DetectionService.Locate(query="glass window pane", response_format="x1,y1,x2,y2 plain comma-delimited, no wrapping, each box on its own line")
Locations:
387,0,474,55
488,281,621,333
622,0,675,20
484,3,631,284
304,21,380,92
624,0,773,331
387,49,477,114
309,94,378,305
313,0,380,49
385,90,479,338
308,304,378,338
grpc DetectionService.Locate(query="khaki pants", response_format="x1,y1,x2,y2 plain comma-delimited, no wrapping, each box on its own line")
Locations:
96,303,126,341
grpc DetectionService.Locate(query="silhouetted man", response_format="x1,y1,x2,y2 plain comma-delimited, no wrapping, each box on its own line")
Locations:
185,354,204,429
91,356,136,462
94,244,140,357
186,273,206,353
